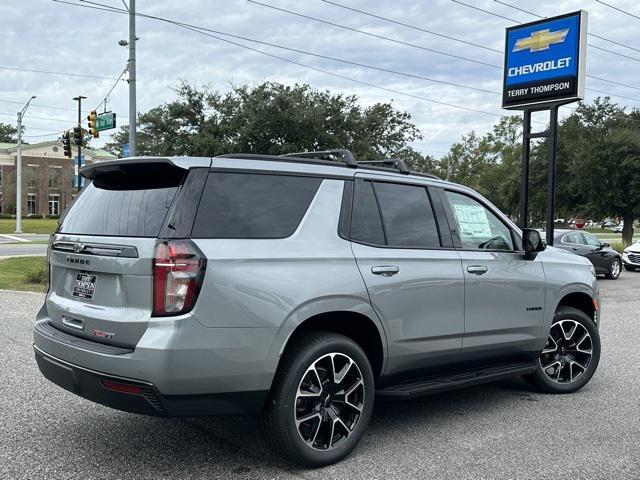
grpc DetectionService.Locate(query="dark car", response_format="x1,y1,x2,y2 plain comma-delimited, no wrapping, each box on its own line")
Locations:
553,229,622,279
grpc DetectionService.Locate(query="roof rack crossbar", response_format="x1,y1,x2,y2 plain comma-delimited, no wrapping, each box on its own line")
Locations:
279,149,357,167
358,158,410,175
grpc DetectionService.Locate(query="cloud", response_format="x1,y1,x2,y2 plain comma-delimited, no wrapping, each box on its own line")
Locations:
2,0,639,157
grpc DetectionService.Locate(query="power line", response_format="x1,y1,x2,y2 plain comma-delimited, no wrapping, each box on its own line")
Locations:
321,0,502,54
78,0,640,104
247,0,500,69
94,65,128,111
595,0,640,21
57,0,500,97
0,111,75,125
452,0,519,22
321,0,640,97
453,0,640,64
0,65,118,80
495,0,640,54
24,131,65,138
320,0,640,101
0,99,80,112
55,0,513,119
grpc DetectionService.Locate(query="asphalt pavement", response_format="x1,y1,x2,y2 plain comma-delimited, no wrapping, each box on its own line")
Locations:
1,275,638,479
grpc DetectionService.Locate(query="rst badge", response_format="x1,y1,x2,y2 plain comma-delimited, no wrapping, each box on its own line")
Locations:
502,11,587,109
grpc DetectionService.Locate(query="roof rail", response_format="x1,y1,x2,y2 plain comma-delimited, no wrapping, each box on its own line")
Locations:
280,149,357,167
358,158,410,175
277,149,441,179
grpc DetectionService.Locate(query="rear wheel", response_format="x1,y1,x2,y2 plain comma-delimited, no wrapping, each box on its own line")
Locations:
262,332,374,467
526,307,600,394
606,258,621,279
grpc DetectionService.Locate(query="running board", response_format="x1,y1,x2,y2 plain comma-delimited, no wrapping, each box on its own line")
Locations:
375,362,536,398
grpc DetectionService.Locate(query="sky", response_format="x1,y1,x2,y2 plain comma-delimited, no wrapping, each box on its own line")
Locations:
1,0,640,158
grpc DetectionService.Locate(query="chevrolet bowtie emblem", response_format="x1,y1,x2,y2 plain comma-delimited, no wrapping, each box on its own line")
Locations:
513,28,569,53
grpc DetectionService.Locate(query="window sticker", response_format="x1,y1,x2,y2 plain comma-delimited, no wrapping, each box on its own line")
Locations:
452,204,492,238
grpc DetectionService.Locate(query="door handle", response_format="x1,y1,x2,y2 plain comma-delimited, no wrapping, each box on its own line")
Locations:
371,266,400,276
467,265,488,275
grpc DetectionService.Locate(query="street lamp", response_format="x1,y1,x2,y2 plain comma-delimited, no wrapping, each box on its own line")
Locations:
15,95,36,234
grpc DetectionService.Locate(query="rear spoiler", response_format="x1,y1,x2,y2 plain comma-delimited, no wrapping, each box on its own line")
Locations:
80,156,212,180
80,157,212,189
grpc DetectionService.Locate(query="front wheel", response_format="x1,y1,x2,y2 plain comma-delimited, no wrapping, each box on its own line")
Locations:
526,306,600,394
624,264,636,272
606,258,621,279
262,332,374,467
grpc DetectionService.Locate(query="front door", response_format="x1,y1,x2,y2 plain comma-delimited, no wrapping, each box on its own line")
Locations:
349,176,465,376
443,190,546,356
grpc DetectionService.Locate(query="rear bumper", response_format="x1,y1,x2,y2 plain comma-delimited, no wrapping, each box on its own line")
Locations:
34,346,267,416
33,303,279,415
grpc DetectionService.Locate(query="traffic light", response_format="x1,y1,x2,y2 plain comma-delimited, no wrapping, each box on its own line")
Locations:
87,110,99,138
62,130,72,158
73,126,83,146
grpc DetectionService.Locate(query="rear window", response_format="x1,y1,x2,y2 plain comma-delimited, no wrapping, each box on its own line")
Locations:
59,182,178,237
191,172,322,238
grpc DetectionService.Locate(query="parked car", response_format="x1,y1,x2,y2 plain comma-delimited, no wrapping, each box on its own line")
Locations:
34,152,601,467
622,242,640,271
602,220,616,229
552,229,622,279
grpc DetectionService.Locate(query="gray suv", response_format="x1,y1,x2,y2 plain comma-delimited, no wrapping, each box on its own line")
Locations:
34,151,601,467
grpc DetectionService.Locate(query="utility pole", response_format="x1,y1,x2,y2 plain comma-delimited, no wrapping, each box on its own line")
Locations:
128,0,137,156
15,95,36,234
73,96,86,191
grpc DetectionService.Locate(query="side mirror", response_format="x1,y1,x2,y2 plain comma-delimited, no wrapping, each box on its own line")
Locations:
601,242,610,248
522,228,546,258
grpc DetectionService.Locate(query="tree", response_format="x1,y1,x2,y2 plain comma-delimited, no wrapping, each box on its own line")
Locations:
0,123,18,142
438,115,522,218
106,82,422,160
560,99,640,245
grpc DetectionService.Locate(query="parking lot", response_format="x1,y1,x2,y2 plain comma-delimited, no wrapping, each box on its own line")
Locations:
1,275,638,480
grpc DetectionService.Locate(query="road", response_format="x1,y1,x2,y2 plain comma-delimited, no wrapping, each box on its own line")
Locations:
0,234,48,258
1,276,638,479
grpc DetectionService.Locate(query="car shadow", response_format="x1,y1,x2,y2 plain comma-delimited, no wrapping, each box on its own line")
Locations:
48,376,539,476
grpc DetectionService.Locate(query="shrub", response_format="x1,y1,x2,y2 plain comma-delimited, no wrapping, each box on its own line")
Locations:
25,265,47,284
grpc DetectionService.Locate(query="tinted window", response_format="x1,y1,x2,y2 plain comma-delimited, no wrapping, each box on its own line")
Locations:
445,191,513,250
582,232,601,246
350,181,385,245
374,182,440,248
192,172,322,238
563,232,584,244
59,182,177,237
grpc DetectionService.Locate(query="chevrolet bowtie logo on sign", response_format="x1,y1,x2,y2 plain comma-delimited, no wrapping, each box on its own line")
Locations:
502,11,587,109
513,28,570,53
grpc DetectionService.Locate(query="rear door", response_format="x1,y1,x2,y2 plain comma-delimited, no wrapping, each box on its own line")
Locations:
349,175,465,376
443,189,546,355
46,160,205,348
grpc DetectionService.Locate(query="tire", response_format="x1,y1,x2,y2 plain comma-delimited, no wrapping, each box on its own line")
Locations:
262,332,375,467
624,265,636,272
526,306,600,394
606,258,622,279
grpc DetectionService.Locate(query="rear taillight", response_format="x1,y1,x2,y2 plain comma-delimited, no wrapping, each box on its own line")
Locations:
153,240,206,316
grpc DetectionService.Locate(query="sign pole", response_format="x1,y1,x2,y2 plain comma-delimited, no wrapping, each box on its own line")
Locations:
546,104,560,246
519,110,531,229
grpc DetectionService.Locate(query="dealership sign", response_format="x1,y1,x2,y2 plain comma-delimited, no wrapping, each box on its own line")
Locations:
502,11,588,109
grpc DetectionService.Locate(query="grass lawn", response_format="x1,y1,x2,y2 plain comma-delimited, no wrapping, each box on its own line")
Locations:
0,256,47,292
0,218,58,234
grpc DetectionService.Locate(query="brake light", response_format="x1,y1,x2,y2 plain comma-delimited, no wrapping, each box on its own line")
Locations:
153,240,206,316
101,380,143,395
